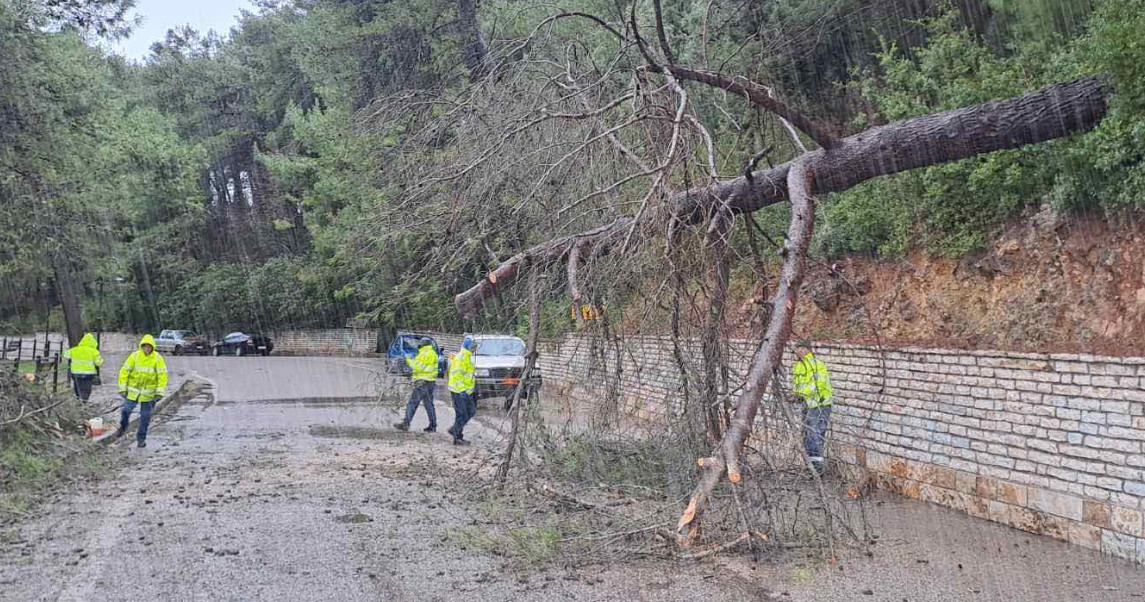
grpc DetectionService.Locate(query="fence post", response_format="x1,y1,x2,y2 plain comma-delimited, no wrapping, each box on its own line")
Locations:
1,337,5,361
52,353,60,393
13,339,21,373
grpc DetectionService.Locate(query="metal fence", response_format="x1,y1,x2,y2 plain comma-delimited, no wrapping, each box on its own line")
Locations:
1,335,67,393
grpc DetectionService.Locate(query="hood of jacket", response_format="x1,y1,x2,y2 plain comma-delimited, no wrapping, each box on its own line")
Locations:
79,333,98,349
139,334,158,351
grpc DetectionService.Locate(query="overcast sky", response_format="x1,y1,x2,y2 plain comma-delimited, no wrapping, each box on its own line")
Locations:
112,0,254,61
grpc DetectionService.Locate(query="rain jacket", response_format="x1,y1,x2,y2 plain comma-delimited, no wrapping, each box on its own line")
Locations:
118,334,168,402
407,345,439,382
64,333,104,375
792,352,833,409
448,347,475,394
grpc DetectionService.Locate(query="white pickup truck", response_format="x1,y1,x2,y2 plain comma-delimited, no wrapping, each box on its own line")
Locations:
469,334,542,410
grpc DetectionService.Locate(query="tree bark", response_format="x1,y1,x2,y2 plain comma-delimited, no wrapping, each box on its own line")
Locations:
50,251,84,347
700,211,731,443
454,75,1110,318
497,265,542,484
676,158,817,547
457,0,489,81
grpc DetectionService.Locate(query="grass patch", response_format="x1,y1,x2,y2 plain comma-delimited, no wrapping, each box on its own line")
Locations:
0,373,116,522
449,523,564,567
540,433,686,495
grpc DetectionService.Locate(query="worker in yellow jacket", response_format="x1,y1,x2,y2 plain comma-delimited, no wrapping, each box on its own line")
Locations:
64,333,104,401
447,337,476,445
791,341,834,475
116,334,168,448
394,338,439,433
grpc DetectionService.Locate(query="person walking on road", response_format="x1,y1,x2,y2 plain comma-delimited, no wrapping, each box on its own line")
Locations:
64,333,103,402
115,334,168,448
447,337,477,445
791,341,834,475
394,338,439,433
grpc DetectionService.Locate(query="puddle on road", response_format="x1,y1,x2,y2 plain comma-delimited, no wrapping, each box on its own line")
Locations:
334,511,372,524
309,424,411,443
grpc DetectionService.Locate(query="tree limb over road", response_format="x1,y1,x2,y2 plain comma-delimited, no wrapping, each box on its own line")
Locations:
455,74,1110,319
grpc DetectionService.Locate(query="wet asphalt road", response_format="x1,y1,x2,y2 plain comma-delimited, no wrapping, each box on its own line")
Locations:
2,357,1144,601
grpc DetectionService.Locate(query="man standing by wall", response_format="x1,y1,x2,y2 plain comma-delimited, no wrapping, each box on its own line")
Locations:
116,334,168,448
394,338,439,433
791,341,834,475
447,337,476,445
64,333,103,401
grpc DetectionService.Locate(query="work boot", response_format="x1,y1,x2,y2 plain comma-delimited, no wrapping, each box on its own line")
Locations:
447,426,458,437
393,422,409,432
137,440,147,449
114,427,126,439
452,436,470,446
423,426,436,433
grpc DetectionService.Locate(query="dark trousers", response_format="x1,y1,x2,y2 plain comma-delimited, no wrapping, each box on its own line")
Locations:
449,391,476,438
72,374,95,401
403,381,437,428
802,404,832,465
120,399,154,442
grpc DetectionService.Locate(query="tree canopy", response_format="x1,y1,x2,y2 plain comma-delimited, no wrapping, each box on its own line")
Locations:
1,0,1143,343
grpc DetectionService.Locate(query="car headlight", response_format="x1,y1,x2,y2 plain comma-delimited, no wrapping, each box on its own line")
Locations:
475,369,490,377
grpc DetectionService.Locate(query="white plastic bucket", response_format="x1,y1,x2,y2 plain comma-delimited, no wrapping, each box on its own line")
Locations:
88,417,104,437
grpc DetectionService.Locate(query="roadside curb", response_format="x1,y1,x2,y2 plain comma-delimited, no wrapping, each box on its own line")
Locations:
91,378,199,444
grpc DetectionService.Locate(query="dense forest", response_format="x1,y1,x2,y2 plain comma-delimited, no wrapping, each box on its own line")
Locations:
2,0,1143,343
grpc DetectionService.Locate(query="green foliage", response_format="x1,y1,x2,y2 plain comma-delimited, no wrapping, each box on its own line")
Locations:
6,0,1145,338
818,1,1145,258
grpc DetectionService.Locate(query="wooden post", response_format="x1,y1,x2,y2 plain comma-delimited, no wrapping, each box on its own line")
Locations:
52,353,60,393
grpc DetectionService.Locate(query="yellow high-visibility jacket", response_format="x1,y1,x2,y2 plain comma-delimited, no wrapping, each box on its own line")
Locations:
792,352,833,409
64,333,104,375
118,334,168,402
448,348,475,394
407,345,439,382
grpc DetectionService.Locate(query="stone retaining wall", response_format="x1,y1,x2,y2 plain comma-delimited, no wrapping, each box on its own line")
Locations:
536,334,1145,564
271,329,379,356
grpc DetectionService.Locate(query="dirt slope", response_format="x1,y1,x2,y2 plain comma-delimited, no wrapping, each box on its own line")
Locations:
731,207,1145,355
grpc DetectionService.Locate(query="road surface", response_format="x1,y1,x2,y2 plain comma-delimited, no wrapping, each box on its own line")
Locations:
1,356,1143,601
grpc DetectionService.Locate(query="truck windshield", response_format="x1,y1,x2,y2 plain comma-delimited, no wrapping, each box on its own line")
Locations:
476,339,525,356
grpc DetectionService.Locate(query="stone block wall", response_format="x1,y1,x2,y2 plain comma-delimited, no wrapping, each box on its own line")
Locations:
272,329,379,356
535,334,1145,564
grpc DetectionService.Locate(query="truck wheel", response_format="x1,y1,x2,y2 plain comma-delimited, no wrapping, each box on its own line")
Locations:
173,345,184,356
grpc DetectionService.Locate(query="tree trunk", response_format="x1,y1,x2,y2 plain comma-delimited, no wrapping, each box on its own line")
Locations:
50,251,84,347
457,0,489,81
497,264,542,484
454,75,1109,318
700,211,731,443
676,158,817,547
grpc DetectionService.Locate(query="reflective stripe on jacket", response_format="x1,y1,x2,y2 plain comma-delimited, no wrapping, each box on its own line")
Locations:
407,346,439,382
792,352,833,409
65,333,104,375
118,334,168,402
448,348,475,394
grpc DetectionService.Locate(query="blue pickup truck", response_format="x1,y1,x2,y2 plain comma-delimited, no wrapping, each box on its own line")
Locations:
385,334,447,378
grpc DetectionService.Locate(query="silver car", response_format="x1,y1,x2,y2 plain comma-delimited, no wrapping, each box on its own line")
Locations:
155,329,208,356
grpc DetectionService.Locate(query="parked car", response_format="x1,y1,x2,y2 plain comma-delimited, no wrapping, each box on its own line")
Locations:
211,332,274,357
385,334,447,378
155,329,208,356
468,334,541,411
